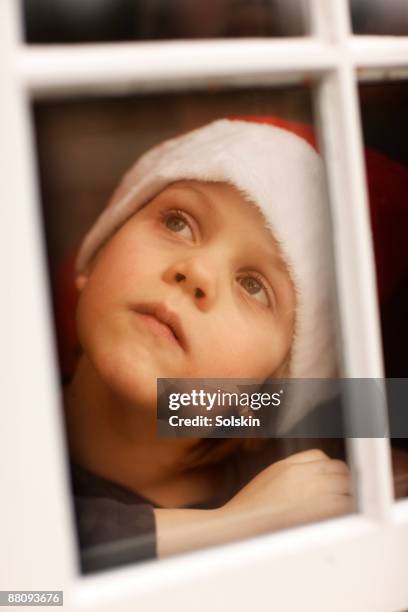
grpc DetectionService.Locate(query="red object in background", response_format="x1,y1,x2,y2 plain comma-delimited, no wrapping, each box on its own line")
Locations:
52,121,408,381
52,241,82,383
365,148,408,305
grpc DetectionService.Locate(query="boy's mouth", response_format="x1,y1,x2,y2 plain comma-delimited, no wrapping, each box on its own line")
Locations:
129,302,187,351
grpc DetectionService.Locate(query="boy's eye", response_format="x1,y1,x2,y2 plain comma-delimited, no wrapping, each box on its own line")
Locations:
238,274,270,306
161,210,194,241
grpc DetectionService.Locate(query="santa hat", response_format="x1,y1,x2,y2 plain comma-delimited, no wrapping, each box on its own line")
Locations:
74,116,337,432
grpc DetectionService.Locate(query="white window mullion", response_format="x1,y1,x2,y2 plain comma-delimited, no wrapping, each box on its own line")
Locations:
71,514,408,612
309,0,394,519
352,36,408,81
18,39,339,99
309,0,352,42
1,0,78,589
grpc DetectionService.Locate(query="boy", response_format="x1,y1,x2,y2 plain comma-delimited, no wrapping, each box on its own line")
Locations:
63,117,351,573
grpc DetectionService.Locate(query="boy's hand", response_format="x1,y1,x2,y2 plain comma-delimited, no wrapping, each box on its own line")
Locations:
154,449,353,558
220,448,354,533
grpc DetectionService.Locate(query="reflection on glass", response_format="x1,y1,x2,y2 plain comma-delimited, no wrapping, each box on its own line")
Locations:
350,0,408,35
24,0,305,43
34,88,356,574
359,81,408,500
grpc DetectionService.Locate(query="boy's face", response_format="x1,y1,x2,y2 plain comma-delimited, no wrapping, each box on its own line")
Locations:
75,181,296,409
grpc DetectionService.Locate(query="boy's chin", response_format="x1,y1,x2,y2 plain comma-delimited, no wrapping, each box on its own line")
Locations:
91,349,165,408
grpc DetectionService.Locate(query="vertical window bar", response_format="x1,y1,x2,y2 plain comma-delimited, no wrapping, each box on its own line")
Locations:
1,0,77,587
308,0,394,519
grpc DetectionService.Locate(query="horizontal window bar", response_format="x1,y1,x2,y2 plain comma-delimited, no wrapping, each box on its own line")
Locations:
17,35,408,98
351,35,408,65
73,514,408,611
17,39,338,98
356,67,408,82
351,35,408,77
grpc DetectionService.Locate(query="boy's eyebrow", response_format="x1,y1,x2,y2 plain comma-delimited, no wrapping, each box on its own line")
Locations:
160,184,289,276
253,245,289,277
161,184,216,213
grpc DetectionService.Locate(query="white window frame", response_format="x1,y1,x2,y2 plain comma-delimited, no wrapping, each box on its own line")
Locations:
2,0,408,610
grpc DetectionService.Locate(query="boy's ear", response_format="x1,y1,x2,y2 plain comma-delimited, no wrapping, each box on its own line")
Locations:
74,246,102,293
75,274,89,293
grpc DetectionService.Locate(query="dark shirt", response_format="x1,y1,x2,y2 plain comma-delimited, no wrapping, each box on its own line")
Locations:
70,437,344,574
70,456,241,574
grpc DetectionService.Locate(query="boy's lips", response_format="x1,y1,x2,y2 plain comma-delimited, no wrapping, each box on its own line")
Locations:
129,302,187,350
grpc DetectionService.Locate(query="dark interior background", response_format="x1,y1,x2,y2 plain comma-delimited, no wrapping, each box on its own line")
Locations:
351,0,408,35
22,0,408,43
359,82,408,379
23,0,305,42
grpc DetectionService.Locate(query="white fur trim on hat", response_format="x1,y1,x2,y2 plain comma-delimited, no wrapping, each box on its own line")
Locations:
75,118,338,433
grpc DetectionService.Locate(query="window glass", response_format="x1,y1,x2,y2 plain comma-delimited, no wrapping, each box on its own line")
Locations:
33,86,353,574
359,81,408,499
23,0,306,44
350,0,408,35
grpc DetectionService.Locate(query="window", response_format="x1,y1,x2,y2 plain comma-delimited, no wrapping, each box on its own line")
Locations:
3,0,408,609
34,85,353,573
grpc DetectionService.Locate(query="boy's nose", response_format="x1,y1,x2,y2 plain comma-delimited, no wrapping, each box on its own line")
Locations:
175,272,203,296
163,258,217,310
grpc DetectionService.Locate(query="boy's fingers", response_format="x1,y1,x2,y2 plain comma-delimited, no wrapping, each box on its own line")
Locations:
284,454,350,475
325,495,355,516
315,458,350,474
325,473,352,496
284,449,330,464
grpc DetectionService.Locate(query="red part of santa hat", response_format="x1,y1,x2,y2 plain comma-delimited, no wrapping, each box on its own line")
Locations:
228,114,318,151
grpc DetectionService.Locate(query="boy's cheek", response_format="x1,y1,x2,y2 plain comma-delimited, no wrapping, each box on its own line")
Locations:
74,290,100,353
74,283,119,354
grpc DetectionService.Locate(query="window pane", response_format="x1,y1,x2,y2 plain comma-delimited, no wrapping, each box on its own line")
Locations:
359,81,408,500
23,0,306,44
33,86,355,574
350,0,408,35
